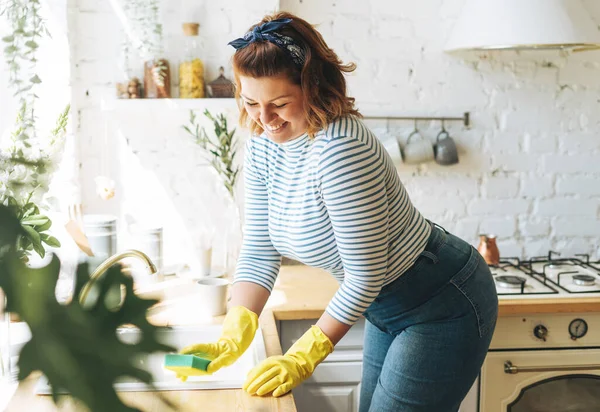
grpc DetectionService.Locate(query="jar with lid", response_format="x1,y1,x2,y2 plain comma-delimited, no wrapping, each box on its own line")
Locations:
179,23,205,98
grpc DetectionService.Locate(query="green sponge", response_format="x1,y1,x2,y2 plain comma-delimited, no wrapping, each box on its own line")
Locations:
163,354,211,376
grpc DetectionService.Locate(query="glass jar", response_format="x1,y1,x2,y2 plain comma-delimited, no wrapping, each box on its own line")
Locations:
115,39,143,99
144,58,171,98
179,23,205,98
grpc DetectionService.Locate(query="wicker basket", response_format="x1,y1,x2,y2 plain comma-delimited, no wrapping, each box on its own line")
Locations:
208,67,235,98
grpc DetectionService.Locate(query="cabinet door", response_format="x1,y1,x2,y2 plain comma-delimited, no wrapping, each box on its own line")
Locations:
280,319,365,353
280,320,364,411
294,382,361,412
295,362,362,412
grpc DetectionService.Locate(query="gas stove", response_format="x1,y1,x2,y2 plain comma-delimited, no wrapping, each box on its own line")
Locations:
490,252,600,299
465,252,600,412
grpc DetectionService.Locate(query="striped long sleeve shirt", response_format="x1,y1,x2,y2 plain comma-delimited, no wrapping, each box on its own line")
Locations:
234,115,432,325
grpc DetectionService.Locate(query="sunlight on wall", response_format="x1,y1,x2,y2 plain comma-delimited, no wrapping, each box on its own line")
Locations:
93,101,246,275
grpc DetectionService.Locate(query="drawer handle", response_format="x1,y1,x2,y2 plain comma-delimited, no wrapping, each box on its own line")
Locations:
504,361,600,374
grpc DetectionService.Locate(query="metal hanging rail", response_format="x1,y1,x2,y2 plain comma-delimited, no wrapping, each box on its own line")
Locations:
363,112,470,128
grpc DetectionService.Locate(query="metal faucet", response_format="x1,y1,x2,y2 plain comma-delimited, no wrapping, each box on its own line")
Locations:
78,249,158,305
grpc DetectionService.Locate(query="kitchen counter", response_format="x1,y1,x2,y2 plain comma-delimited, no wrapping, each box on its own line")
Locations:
7,264,600,411
268,265,600,318
6,285,298,412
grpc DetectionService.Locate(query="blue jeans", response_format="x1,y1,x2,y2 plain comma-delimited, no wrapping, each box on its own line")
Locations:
359,223,498,412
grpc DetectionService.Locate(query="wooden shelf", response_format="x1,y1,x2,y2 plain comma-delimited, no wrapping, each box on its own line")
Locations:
101,97,238,112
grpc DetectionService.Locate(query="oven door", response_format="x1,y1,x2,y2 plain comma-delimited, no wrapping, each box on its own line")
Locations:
480,349,600,412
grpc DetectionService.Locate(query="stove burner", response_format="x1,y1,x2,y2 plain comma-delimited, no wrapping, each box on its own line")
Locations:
496,275,527,289
573,274,596,287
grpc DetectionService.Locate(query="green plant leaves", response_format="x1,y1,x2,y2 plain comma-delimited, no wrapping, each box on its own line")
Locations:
39,233,60,248
25,40,39,50
183,109,241,201
0,204,176,412
0,204,23,248
21,223,44,257
0,2,70,259
21,202,39,219
21,214,49,226
15,209,57,260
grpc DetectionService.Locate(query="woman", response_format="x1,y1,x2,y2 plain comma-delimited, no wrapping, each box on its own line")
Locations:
179,11,498,412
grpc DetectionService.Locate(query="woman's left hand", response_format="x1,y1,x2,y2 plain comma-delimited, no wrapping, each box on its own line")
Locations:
243,354,306,397
243,325,334,397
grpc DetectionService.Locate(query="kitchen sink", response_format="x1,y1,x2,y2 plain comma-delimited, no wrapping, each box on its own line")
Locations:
35,325,267,393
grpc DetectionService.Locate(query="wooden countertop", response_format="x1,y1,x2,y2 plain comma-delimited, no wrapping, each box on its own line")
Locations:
6,309,296,412
7,264,600,411
268,265,600,318
6,285,298,412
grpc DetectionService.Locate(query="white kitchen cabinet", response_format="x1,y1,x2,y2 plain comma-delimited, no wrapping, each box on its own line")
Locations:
279,319,365,412
294,367,362,412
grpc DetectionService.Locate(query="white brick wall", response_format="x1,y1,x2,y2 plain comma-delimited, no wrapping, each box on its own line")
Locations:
6,0,596,264
482,177,520,199
557,177,600,196
520,176,555,198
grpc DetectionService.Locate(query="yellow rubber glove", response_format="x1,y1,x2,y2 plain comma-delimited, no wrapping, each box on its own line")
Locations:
243,325,334,397
177,305,259,380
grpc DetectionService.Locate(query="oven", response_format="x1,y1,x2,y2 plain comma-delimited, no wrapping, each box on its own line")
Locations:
479,313,600,412
460,253,600,412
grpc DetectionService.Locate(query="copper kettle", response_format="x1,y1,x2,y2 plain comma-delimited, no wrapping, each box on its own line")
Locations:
477,234,499,265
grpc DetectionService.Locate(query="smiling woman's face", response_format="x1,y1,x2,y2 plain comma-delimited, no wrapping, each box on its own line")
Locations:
239,74,309,144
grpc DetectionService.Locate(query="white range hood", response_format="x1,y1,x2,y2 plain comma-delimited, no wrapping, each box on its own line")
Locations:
445,0,600,52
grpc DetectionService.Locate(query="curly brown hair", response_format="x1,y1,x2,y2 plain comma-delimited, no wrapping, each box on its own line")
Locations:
231,11,361,138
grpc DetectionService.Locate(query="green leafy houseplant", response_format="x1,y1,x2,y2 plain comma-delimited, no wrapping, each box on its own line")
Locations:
0,106,69,262
183,109,243,274
183,109,241,201
1,0,47,140
0,205,176,411
1,0,70,262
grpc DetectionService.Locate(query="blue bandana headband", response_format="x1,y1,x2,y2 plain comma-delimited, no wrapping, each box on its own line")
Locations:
228,18,306,68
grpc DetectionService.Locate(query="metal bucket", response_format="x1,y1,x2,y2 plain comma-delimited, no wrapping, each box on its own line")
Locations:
83,215,118,270
129,225,163,283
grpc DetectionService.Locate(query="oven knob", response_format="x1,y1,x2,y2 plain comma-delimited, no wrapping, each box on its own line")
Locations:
534,324,548,341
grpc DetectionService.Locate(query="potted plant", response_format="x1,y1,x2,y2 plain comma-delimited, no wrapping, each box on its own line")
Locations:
182,110,243,275
1,0,69,262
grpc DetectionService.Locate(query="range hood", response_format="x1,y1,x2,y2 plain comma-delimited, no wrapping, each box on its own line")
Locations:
445,0,600,52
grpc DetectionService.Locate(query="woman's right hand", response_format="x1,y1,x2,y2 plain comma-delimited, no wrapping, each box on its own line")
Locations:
177,306,259,379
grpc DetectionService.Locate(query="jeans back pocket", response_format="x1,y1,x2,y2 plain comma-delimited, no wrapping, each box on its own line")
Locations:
450,249,498,337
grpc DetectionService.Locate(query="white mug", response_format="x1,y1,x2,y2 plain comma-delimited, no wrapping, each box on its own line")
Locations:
380,133,403,165
195,278,230,317
402,130,434,165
